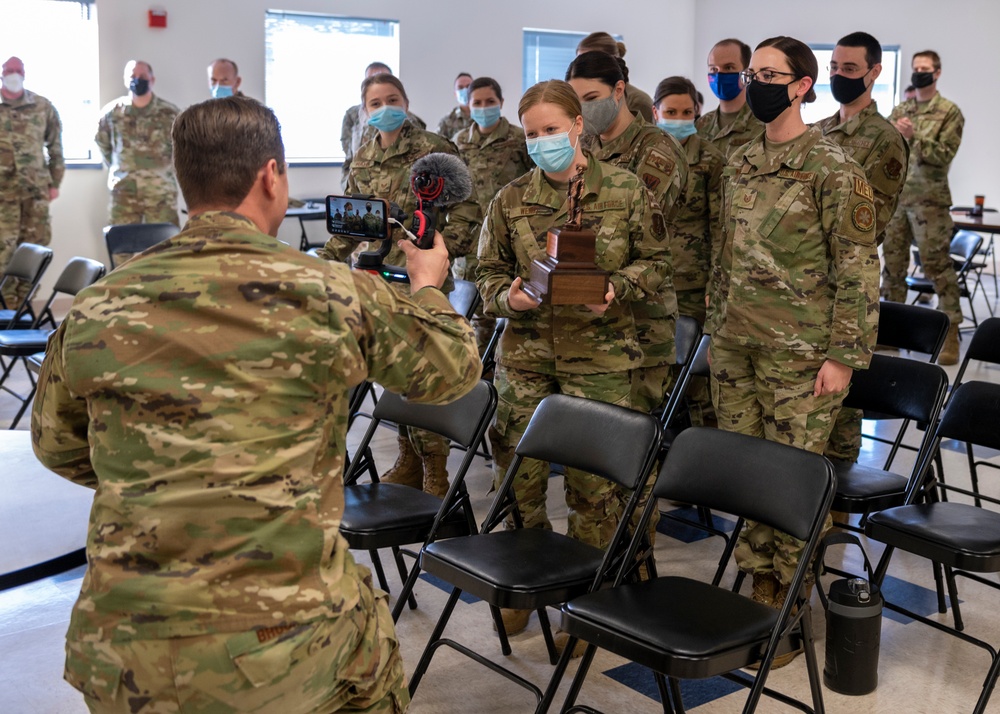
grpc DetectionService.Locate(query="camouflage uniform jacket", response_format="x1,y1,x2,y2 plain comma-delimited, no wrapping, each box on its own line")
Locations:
95,93,179,193
320,122,481,269
888,92,964,207
708,126,879,369
437,106,473,139
672,133,725,292
818,101,908,242
583,113,683,367
31,210,480,642
0,88,64,198
625,83,654,123
453,117,533,233
477,153,671,375
696,101,764,161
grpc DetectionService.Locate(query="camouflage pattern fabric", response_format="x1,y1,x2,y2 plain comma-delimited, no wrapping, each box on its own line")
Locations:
671,132,725,294
711,335,839,584
453,116,533,351
64,559,407,713
707,126,880,370
31,211,479,707
339,106,426,192
818,101,908,463
436,106,473,140
477,152,671,376
491,364,632,548
0,88,63,305
695,101,764,161
583,112,681,412
95,93,180,225
882,93,964,321
624,83,654,123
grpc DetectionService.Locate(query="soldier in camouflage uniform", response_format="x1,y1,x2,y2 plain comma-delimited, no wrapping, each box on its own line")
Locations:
341,58,427,194
574,32,654,122
321,74,480,499
437,72,474,139
478,80,670,553
707,39,878,640
652,77,726,428
95,60,179,226
453,76,533,352
567,52,683,416
696,38,765,160
0,56,63,307
884,49,964,365
817,33,909,464
32,96,480,714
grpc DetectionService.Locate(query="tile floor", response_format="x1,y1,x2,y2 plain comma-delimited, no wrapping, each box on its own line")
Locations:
2,284,1000,713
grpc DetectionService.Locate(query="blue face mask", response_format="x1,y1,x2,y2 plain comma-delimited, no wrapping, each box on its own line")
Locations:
526,131,578,174
657,118,698,141
367,105,408,132
211,85,234,99
708,71,742,101
456,87,471,105
470,106,502,129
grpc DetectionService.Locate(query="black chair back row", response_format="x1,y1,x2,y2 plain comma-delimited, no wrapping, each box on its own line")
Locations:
0,244,53,329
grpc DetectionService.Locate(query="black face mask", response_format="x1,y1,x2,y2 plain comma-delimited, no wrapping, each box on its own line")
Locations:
745,80,793,124
911,71,935,89
830,72,869,105
129,77,150,96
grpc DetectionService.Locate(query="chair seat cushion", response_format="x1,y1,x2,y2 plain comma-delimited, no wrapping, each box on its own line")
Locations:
562,577,779,679
25,352,45,374
832,461,907,513
421,528,605,610
905,276,934,292
0,329,53,355
341,483,469,549
0,309,33,328
867,502,1000,572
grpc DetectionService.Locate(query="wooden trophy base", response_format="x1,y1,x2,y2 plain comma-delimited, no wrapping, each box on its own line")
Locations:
521,226,609,305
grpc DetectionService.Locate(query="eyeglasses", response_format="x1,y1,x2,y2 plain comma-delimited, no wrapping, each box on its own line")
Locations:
738,69,797,88
828,63,871,77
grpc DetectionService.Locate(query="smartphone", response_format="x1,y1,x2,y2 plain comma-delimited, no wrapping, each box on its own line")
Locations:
326,195,389,240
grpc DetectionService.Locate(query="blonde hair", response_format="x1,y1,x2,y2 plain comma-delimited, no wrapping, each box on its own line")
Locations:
517,80,582,122
577,32,627,59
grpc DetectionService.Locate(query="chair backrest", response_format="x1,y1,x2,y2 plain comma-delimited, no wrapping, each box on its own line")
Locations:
481,317,506,369
52,257,107,297
673,315,701,367
951,230,984,267
448,279,481,320
937,381,1000,452
104,223,179,268
3,243,53,283
515,394,662,492
842,354,949,423
965,317,1000,364
370,379,496,448
656,428,834,542
877,300,950,360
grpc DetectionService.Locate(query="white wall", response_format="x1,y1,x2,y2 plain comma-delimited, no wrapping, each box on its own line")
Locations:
49,0,695,290
692,0,1000,212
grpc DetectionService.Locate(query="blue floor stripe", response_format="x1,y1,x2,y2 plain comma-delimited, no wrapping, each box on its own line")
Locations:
880,573,960,624
604,662,743,708
418,572,481,604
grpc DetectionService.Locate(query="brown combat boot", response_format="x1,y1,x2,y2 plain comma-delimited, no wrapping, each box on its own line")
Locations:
421,453,451,498
380,435,422,488
747,573,804,670
493,608,531,636
553,630,588,658
938,324,960,366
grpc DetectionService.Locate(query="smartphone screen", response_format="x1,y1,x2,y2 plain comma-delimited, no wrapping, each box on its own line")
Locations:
326,195,389,239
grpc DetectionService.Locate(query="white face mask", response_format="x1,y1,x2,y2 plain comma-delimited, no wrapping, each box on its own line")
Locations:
2,73,24,93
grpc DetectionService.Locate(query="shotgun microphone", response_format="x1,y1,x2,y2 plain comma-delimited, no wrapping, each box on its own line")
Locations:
409,153,473,248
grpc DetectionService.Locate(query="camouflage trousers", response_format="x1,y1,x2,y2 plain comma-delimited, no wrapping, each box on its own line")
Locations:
109,178,180,226
710,336,840,585
675,288,714,427
491,364,632,548
824,406,863,462
0,194,50,307
451,255,494,355
63,563,408,714
882,205,961,325
406,426,449,458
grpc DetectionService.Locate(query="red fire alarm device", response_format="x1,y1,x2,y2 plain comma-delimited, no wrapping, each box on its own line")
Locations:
148,10,167,28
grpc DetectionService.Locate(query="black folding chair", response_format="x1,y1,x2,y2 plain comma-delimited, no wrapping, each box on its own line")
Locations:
104,222,179,269
867,381,1000,714
540,428,835,714
342,380,496,621
0,244,53,329
408,394,662,706
0,257,106,428
877,300,950,361
449,278,482,320
907,230,986,329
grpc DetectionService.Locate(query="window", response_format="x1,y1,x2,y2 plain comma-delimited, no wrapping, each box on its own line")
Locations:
802,44,901,124
265,11,399,164
522,29,622,93
0,0,99,163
